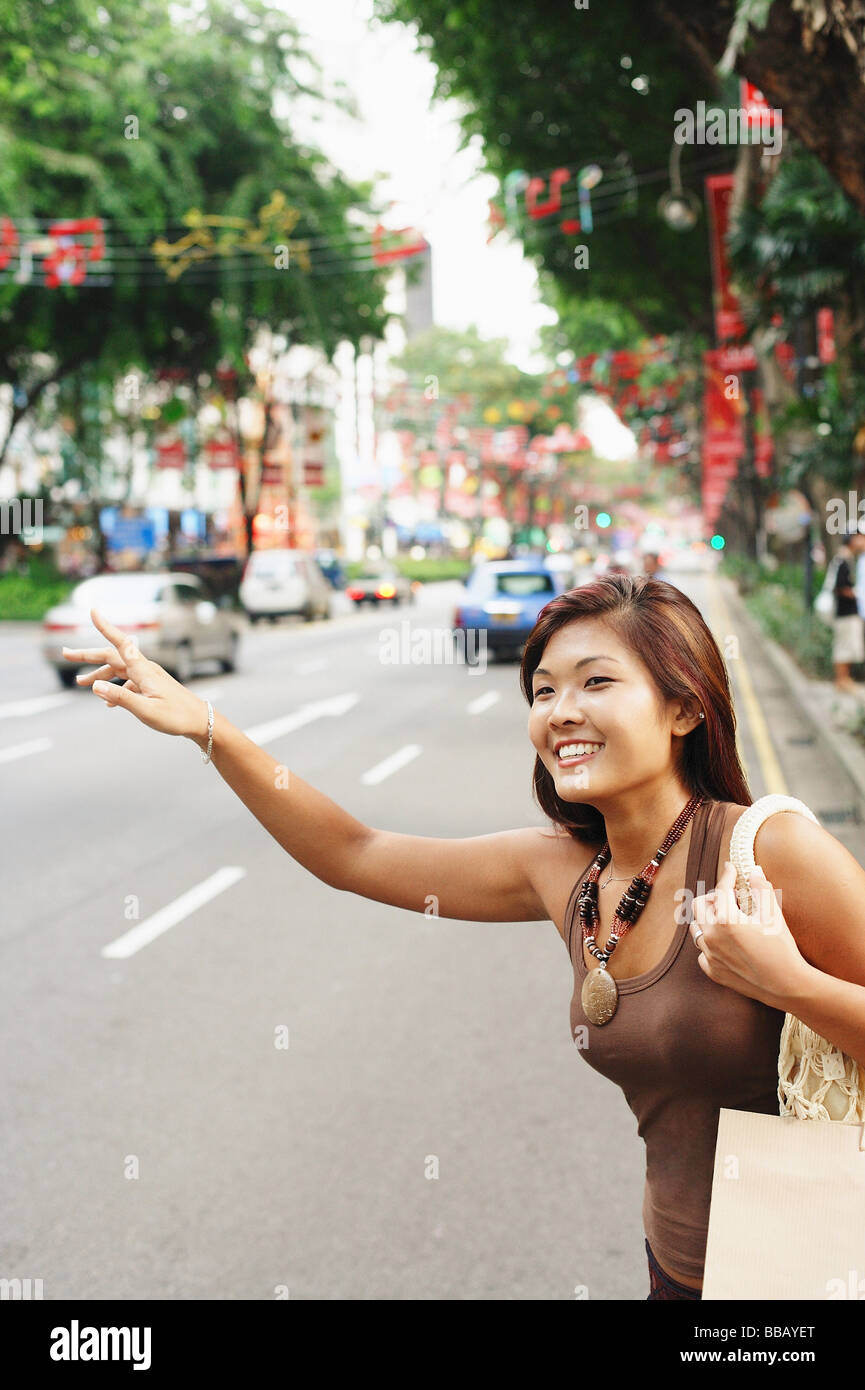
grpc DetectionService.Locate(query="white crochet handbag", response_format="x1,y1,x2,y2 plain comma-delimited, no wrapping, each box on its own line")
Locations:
702,794,865,1300
729,794,865,1125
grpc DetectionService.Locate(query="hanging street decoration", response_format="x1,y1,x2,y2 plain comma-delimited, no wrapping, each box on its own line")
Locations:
0,215,108,287
525,167,572,219
492,152,636,242
151,191,311,280
371,223,429,264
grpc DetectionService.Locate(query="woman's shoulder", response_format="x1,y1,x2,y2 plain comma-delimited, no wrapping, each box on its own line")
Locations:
713,801,750,868
533,825,602,940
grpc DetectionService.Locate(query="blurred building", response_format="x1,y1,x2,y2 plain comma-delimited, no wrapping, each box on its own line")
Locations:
402,244,434,341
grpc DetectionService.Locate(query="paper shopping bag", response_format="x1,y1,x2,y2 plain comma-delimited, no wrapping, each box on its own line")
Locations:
702,1108,865,1300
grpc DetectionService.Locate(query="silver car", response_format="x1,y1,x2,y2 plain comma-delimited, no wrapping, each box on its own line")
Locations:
239,547,332,623
42,571,240,687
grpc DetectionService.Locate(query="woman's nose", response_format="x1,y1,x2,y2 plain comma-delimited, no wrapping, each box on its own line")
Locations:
548,693,586,724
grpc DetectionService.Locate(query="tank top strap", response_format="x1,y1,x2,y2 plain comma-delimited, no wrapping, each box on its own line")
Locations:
687,798,730,906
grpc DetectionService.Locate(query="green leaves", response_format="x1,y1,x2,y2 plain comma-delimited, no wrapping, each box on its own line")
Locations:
0,0,392,456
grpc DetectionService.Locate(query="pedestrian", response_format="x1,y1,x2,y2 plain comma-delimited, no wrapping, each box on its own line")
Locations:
61,573,865,1299
855,521,865,656
639,551,670,584
832,524,865,695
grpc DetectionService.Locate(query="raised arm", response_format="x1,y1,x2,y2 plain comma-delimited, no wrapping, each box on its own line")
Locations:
64,609,552,924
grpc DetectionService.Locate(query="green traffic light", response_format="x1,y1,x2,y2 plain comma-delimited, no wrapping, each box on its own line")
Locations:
710,534,725,550
596,512,611,528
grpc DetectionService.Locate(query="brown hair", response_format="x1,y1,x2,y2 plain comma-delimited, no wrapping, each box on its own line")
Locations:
519,573,752,845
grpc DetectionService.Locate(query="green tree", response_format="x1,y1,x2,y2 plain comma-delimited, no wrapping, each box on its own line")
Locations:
374,0,730,336
0,0,392,466
728,139,865,529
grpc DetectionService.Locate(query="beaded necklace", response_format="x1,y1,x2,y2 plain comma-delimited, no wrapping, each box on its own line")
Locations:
578,793,706,1025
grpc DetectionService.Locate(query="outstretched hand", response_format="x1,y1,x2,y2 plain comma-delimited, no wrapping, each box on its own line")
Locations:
62,608,209,741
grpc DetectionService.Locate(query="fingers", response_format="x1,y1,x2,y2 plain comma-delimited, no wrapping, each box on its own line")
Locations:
62,646,119,664
75,662,116,686
88,609,149,679
92,680,142,712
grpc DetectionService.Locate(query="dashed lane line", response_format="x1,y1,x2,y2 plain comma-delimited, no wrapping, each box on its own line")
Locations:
0,737,52,764
101,866,248,959
360,744,422,785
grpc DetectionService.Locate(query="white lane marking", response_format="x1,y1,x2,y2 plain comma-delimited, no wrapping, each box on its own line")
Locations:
295,657,329,675
467,690,500,715
0,693,71,719
243,691,359,745
101,866,247,959
361,743,422,785
0,737,52,763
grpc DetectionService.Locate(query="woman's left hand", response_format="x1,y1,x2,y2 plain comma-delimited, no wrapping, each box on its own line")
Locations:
689,861,810,1008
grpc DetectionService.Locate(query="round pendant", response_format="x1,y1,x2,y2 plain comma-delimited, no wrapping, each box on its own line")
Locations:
581,966,619,1026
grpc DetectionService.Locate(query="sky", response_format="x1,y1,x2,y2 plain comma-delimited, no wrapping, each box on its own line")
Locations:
280,0,558,372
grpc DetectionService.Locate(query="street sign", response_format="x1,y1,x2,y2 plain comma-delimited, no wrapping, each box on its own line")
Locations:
106,517,156,551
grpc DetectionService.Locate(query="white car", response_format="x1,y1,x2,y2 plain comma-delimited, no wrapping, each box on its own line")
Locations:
43,571,240,687
240,548,332,623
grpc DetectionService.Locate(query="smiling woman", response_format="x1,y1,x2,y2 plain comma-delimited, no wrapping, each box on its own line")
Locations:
520,577,750,848
61,577,865,1300
517,574,865,1298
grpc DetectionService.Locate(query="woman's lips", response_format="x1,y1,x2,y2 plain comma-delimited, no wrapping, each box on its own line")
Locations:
555,745,604,766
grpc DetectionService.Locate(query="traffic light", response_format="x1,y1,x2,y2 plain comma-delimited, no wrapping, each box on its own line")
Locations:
710,534,725,550
595,511,612,529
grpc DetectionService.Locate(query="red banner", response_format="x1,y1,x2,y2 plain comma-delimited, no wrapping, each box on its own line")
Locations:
705,175,746,343
155,436,185,469
739,80,778,131
751,386,774,478
702,349,743,523
204,435,239,470
817,307,836,365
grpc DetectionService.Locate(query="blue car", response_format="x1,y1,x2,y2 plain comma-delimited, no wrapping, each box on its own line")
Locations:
314,550,347,590
454,560,558,660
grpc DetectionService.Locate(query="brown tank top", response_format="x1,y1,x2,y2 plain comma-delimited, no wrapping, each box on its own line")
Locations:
564,798,786,1281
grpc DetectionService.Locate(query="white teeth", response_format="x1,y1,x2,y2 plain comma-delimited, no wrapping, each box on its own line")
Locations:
557,742,604,759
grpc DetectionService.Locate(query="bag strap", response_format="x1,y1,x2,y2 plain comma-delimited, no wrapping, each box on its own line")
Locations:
820,553,842,594
729,795,819,916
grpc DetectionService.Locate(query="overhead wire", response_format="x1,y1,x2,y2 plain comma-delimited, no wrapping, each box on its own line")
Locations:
0,146,735,284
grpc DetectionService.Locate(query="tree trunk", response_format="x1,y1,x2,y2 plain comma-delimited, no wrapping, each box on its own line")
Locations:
654,0,865,215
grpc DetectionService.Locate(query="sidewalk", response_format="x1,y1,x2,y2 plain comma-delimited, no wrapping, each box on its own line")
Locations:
720,575,865,821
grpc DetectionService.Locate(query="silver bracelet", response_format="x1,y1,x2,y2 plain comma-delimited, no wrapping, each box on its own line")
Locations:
200,700,214,764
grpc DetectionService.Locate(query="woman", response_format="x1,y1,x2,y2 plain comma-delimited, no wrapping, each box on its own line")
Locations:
63,573,865,1299
833,524,865,694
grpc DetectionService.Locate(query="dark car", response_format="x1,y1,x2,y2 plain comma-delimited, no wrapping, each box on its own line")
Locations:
453,560,557,660
346,563,413,606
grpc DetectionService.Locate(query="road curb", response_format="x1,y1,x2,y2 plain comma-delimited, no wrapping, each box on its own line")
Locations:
719,574,865,821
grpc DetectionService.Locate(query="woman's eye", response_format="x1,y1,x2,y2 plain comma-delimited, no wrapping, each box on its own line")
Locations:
534,677,610,698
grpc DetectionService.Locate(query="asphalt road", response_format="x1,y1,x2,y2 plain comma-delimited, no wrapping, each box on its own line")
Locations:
2,568,864,1300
